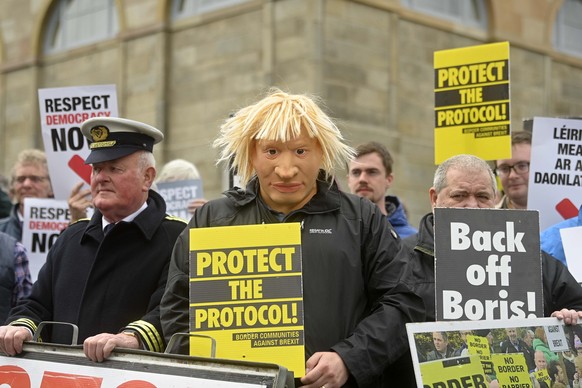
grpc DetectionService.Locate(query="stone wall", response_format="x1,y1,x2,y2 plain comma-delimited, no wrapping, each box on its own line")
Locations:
1,0,581,226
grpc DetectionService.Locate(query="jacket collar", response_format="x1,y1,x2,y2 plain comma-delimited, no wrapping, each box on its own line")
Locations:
415,212,435,257
81,189,166,243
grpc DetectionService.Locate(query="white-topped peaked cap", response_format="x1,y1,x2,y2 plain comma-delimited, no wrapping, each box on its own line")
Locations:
81,117,163,164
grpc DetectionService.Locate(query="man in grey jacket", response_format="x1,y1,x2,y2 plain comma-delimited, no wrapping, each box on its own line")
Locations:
161,89,424,388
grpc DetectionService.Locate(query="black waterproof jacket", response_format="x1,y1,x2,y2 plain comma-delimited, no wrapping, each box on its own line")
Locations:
7,190,186,352
161,176,424,387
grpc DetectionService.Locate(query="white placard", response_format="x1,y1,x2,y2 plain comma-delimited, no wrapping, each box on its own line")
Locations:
38,85,118,200
528,116,582,230
559,225,582,282
21,197,93,281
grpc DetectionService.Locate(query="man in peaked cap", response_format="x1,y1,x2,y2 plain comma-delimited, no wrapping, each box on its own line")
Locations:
67,118,164,223
0,117,186,362
84,117,164,164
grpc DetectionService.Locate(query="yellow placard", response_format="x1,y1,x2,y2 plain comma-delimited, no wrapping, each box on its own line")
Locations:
421,355,487,387
434,41,511,164
533,368,550,385
491,353,532,387
188,223,305,376
466,334,494,376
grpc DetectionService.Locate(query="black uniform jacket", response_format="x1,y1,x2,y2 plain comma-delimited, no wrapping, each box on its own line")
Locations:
7,190,186,352
161,176,425,387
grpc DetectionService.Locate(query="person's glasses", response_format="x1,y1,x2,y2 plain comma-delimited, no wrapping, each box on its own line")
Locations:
495,162,530,177
14,175,48,184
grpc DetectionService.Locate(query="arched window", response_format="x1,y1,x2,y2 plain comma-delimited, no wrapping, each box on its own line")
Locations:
171,0,250,20
553,0,582,57
401,0,488,29
43,0,119,54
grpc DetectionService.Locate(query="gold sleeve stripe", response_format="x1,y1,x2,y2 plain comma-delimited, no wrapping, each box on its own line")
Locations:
126,320,164,353
9,318,37,333
165,215,187,223
70,218,90,225
9,318,40,341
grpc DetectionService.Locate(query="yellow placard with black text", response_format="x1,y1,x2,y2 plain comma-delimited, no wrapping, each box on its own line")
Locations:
188,223,305,376
434,41,511,164
491,353,532,388
420,355,487,388
466,334,493,376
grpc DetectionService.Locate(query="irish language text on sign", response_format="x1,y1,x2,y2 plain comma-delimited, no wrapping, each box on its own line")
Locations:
189,223,305,376
528,116,582,230
434,41,511,164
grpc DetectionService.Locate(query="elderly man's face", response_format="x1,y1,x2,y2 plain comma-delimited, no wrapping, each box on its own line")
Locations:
91,152,154,223
12,163,53,211
534,351,547,370
524,331,534,346
251,130,323,215
430,167,496,209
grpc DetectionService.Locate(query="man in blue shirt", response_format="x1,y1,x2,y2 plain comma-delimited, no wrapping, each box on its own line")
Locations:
540,206,582,266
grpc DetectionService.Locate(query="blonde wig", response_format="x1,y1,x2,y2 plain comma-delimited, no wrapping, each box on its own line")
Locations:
213,88,355,186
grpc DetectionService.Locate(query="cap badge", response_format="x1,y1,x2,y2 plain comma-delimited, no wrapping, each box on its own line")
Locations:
89,125,116,149
90,126,110,142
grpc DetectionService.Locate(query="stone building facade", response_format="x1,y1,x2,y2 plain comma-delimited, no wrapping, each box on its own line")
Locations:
0,0,581,225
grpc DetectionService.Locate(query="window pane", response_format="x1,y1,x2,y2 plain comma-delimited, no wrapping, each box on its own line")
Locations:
401,0,488,29
172,0,250,20
554,0,582,57
43,0,119,54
